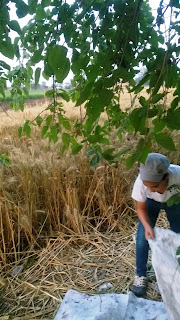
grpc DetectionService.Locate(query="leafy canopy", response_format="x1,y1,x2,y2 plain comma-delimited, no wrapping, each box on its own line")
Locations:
0,0,180,168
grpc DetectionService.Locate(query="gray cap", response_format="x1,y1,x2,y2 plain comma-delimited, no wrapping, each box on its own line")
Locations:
139,153,170,182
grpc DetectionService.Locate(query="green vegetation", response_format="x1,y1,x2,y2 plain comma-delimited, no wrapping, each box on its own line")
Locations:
0,90,46,102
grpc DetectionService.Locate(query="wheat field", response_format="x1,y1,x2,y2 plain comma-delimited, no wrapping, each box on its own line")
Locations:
0,88,179,319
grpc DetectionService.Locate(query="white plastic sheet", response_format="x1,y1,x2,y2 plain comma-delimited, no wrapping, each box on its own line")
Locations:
149,227,180,320
54,227,180,320
54,289,168,320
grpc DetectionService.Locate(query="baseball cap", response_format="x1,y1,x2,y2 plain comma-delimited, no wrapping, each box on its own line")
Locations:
139,153,170,182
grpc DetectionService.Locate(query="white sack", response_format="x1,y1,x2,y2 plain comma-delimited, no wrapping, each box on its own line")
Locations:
148,227,180,320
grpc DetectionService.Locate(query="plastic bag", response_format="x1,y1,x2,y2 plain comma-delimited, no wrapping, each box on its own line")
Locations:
148,227,180,320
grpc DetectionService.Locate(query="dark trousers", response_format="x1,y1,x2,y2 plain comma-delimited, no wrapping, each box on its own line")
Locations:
136,198,180,276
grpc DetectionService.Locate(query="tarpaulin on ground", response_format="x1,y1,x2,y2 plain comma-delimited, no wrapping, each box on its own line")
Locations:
54,227,180,320
54,289,168,320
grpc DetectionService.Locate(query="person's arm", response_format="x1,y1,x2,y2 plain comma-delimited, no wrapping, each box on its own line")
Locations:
136,201,155,240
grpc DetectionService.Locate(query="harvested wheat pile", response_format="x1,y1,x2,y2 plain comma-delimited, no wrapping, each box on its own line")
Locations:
1,224,168,320
0,206,170,319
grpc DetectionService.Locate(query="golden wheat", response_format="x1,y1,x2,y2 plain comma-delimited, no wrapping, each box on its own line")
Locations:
0,89,179,319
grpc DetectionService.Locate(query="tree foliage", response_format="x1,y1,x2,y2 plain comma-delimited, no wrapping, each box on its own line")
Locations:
0,0,180,167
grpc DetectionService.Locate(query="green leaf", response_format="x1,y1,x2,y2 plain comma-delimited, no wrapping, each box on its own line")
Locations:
151,93,165,104
86,149,95,157
71,143,83,155
102,148,115,161
155,133,176,151
31,50,42,65
48,45,70,83
46,115,53,126
153,118,166,133
86,97,104,123
50,125,59,143
167,194,180,207
0,77,7,90
45,89,55,98
57,89,70,102
58,115,71,131
16,0,29,18
130,107,147,134
126,154,137,169
170,0,180,8
165,64,178,88
42,70,49,81
176,246,180,256
35,67,41,87
90,154,101,167
133,73,150,93
10,102,15,109
41,125,49,137
18,126,23,138
36,6,46,20
99,89,114,107
102,148,115,155
42,0,51,6
139,96,148,107
9,20,22,35
102,153,114,161
113,66,130,83
148,107,158,118
1,40,14,59
0,154,11,168
23,121,31,137
139,143,151,164
126,139,150,169
150,72,163,95
23,87,29,97
171,97,179,110
35,116,43,126
88,135,100,144
165,109,180,130
76,82,93,106
18,95,25,111
114,147,131,158
28,0,38,13
98,136,110,145
62,132,71,146
14,36,20,59
43,62,53,78
0,60,10,71
71,50,89,74
0,87,5,98
86,64,100,82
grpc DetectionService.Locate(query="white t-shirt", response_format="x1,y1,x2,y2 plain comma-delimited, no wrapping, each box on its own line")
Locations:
131,164,180,203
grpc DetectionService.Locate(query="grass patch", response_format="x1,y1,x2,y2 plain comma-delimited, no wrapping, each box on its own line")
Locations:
0,90,47,102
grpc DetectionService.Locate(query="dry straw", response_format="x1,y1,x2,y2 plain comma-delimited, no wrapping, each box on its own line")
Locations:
0,89,179,319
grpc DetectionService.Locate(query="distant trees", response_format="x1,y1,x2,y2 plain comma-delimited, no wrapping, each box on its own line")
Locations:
30,81,48,90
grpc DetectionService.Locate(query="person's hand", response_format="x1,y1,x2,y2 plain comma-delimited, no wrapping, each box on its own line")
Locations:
145,224,155,240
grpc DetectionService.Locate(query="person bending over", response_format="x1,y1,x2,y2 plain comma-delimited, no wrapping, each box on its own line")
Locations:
131,153,180,297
